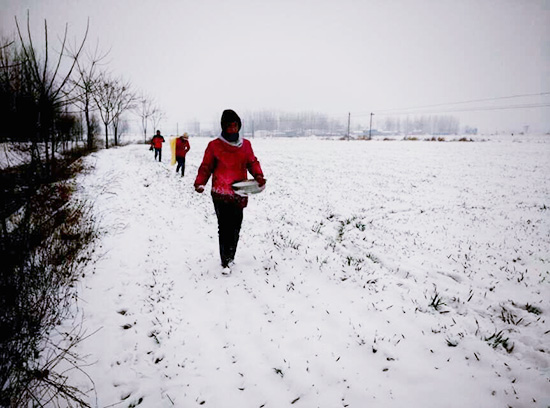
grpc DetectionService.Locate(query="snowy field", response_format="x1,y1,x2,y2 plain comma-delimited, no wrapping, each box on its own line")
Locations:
60,135,549,407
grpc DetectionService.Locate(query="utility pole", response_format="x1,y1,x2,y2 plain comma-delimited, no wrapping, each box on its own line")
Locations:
369,112,374,140
347,112,351,140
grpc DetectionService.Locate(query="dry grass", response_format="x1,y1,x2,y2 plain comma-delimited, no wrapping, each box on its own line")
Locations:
0,155,98,407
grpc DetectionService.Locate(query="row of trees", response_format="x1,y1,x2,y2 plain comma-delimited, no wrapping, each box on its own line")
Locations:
0,15,165,168
379,115,463,135
0,14,163,406
221,111,474,138
239,110,347,136
228,112,469,137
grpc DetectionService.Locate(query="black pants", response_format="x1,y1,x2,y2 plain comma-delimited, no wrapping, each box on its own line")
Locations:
176,157,186,176
154,148,162,161
213,199,243,267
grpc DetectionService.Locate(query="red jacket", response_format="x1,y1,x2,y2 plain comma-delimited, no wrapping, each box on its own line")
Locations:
151,135,165,149
175,138,190,157
195,138,264,207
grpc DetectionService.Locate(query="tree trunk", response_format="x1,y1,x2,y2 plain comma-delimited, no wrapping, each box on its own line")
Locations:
85,99,93,150
104,123,109,149
113,123,118,146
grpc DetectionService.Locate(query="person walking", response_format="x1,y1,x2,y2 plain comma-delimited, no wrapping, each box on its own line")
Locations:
175,133,191,176
151,130,165,162
194,109,266,269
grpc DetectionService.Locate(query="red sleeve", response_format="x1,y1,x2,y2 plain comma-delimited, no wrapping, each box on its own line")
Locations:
246,142,264,179
194,142,216,187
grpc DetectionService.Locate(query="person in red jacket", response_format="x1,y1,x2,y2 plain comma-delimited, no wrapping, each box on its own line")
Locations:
175,133,191,176
194,109,266,269
151,130,165,162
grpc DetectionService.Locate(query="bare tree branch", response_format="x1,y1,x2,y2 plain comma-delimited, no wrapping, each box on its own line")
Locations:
51,19,89,101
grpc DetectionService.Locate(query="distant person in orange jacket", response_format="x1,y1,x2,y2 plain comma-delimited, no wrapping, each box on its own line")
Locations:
151,130,165,162
175,133,191,176
194,109,265,269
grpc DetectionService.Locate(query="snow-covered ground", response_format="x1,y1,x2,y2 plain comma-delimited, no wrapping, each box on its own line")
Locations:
0,142,37,169
0,141,88,170
62,135,549,407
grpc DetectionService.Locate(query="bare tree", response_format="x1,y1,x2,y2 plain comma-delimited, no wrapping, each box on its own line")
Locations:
93,74,137,148
14,12,88,176
111,79,137,146
151,106,165,137
71,43,108,150
92,73,115,148
92,74,115,148
136,94,156,142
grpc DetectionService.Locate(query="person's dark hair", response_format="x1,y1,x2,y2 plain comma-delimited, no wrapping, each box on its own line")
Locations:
221,109,241,131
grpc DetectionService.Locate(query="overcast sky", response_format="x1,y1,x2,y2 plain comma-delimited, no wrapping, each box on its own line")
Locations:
2,0,549,134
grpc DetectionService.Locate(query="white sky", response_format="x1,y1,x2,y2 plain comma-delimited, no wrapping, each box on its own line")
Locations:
1,0,550,133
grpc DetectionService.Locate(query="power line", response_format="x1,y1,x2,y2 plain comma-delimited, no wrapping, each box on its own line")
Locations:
362,103,550,117
351,91,550,117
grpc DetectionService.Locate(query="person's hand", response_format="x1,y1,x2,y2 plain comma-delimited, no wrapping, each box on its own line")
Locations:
195,185,205,193
256,176,266,187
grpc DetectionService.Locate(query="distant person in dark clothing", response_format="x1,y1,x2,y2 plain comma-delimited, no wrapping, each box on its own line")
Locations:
194,109,266,269
151,130,165,162
175,133,191,176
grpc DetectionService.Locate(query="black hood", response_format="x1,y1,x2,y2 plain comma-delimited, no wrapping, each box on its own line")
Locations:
220,109,242,132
